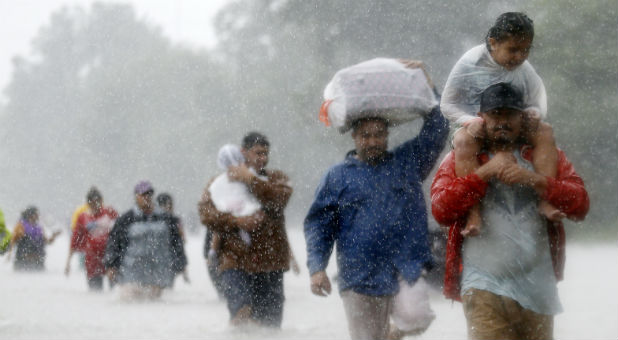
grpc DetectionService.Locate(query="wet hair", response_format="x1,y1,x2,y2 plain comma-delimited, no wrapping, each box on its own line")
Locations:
156,192,173,207
351,116,389,133
485,12,534,51
21,206,38,221
242,132,270,150
86,186,102,203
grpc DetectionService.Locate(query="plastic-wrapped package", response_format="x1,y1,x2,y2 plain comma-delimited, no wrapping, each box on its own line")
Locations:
209,144,261,218
391,277,435,333
441,44,547,126
320,58,438,133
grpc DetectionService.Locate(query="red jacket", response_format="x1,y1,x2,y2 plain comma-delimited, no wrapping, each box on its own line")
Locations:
431,147,589,301
70,207,118,278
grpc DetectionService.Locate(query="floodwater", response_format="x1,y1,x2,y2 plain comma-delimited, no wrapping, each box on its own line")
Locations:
1,228,616,339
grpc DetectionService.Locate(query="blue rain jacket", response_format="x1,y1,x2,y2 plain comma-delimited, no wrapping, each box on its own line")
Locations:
304,107,449,296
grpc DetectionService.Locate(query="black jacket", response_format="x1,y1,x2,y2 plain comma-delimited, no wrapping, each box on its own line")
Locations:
103,208,187,274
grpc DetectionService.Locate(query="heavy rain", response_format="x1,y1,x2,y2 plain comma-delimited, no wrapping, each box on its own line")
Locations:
0,1,616,339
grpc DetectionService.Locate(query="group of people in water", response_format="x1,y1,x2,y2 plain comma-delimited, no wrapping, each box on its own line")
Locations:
0,11,591,340
2,185,187,299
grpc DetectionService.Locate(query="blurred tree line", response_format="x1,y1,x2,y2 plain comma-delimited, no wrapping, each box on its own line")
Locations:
0,1,615,238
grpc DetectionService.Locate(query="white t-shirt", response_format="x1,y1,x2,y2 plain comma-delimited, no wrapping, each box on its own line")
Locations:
461,150,562,315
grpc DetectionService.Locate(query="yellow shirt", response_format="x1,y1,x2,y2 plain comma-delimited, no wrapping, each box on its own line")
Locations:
70,204,90,230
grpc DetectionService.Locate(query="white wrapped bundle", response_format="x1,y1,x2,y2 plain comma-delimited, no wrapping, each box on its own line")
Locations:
321,58,438,133
209,144,261,218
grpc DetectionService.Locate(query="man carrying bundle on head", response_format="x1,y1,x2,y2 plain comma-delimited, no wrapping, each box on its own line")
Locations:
305,58,449,340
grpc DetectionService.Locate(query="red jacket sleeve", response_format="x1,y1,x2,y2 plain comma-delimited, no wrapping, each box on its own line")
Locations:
70,213,88,251
541,150,590,220
430,152,488,226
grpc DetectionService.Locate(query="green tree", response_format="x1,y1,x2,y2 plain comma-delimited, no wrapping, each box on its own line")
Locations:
525,0,618,229
213,0,617,230
0,3,232,219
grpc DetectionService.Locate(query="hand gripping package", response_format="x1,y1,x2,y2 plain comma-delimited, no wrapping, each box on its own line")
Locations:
319,58,438,133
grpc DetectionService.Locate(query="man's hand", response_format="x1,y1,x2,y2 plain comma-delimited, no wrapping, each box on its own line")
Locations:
48,230,61,244
498,162,537,186
228,164,255,184
476,151,516,181
310,271,331,297
398,59,435,89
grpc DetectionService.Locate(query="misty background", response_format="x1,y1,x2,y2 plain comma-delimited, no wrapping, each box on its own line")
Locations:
0,0,615,240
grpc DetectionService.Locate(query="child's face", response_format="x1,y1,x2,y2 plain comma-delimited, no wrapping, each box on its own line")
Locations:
489,35,532,70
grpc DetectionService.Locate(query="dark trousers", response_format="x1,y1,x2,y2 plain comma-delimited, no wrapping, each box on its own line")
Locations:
221,269,285,327
87,275,104,291
207,262,226,299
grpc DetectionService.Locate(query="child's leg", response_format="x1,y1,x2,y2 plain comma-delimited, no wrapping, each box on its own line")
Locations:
529,122,558,178
453,128,483,236
529,122,565,221
454,128,481,177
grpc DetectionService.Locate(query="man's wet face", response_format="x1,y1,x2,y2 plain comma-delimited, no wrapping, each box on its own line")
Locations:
481,108,523,145
243,144,269,171
135,191,154,212
352,119,389,164
88,198,103,213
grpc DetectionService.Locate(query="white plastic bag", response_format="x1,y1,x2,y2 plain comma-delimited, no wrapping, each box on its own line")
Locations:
321,58,438,133
391,277,435,333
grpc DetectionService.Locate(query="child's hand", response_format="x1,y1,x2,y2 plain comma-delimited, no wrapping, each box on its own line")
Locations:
464,117,486,138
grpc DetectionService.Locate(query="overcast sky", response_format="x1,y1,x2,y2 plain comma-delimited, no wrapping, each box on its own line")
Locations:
0,0,228,98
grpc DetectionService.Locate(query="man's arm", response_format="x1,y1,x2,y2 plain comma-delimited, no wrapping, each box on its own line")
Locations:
304,170,341,297
431,153,486,226
103,214,130,271
431,151,515,225
168,216,187,273
70,214,88,252
6,222,25,260
499,149,589,220
197,186,263,233
228,165,292,214
304,170,340,277
396,106,450,180
66,215,87,276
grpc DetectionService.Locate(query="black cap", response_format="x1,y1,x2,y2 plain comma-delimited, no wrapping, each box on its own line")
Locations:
480,82,525,113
